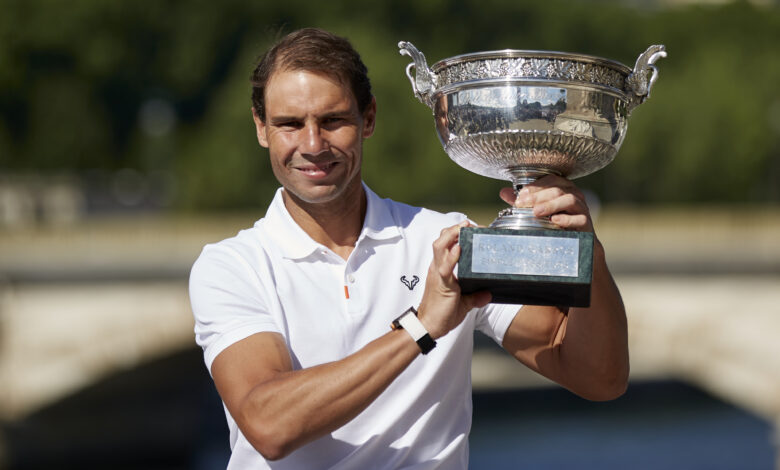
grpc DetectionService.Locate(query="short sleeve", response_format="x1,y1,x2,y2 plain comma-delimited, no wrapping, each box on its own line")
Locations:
474,302,521,346
189,244,281,373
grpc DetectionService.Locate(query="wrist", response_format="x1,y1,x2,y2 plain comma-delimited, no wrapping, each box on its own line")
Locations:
416,303,443,340
391,307,437,354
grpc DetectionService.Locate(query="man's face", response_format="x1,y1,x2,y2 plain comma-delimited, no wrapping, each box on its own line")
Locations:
253,69,376,207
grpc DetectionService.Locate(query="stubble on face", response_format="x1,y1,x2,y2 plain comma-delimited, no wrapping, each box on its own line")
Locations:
256,70,374,211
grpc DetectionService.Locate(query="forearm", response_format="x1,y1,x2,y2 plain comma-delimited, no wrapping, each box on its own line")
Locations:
237,328,421,460
499,176,628,399
559,239,628,399
503,239,628,400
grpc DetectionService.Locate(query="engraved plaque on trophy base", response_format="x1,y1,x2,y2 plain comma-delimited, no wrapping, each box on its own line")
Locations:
458,227,594,307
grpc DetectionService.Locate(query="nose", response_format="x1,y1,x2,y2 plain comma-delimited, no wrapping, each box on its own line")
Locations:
300,122,328,155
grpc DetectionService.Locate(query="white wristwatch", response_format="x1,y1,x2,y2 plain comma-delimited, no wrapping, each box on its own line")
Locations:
391,307,436,354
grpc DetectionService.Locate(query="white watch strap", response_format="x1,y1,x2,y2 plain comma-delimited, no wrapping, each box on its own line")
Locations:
397,310,429,342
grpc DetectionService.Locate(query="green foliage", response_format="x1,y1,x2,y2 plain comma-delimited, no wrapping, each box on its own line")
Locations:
1,0,779,209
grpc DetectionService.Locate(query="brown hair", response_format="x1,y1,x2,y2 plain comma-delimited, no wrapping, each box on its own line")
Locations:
250,28,373,121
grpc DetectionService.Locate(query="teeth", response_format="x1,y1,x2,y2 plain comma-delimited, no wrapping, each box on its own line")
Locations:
299,162,335,174
305,162,334,171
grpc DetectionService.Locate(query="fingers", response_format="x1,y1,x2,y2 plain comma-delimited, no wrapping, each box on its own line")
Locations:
533,192,587,218
499,175,583,207
432,221,468,277
501,175,593,232
421,222,494,339
522,175,585,204
550,213,591,230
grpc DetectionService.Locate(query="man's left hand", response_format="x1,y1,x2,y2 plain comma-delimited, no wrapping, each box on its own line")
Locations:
417,221,492,340
499,175,594,232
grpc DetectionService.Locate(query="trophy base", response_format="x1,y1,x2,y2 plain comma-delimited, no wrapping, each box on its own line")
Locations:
458,226,593,307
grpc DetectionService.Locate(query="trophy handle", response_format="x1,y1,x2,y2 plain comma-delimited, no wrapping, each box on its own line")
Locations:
398,41,436,109
626,44,667,112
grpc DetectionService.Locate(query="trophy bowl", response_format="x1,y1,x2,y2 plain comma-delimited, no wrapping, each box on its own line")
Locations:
399,41,666,229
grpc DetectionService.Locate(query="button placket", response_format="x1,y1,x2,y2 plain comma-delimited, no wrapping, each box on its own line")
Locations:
343,269,359,314
343,248,366,316
317,248,350,312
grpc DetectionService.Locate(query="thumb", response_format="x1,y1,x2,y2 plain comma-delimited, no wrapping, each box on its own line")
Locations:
499,187,516,206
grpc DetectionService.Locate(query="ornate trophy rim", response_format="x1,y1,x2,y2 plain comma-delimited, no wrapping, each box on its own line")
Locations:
399,41,666,109
430,50,635,101
430,49,632,75
432,77,629,102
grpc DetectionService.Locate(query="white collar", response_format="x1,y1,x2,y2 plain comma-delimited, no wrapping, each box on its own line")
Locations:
259,183,402,260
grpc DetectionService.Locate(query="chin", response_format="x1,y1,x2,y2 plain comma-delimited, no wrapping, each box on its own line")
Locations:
286,185,343,204
283,170,362,206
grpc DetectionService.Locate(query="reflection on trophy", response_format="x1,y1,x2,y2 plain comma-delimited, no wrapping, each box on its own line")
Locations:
399,41,666,306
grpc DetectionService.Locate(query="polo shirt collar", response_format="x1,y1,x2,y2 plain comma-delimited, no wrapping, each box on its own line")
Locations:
260,188,320,260
361,183,403,242
260,183,402,260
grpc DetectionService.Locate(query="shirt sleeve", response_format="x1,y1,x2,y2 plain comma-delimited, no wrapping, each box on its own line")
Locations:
189,243,281,373
474,302,522,346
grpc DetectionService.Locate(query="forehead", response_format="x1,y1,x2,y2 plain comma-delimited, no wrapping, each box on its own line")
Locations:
265,68,357,114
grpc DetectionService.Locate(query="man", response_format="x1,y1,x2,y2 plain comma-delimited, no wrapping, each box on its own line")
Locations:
189,28,628,469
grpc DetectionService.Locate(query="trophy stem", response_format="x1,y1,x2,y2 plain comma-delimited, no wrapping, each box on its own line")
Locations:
508,167,559,192
488,167,561,230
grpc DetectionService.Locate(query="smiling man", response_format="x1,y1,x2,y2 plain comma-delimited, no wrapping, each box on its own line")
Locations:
189,28,628,470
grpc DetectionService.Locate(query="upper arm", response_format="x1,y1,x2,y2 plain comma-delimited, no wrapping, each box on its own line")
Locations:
211,332,294,423
501,305,567,377
189,244,281,370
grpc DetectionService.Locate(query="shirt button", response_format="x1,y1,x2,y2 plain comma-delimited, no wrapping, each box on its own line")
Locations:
347,274,355,283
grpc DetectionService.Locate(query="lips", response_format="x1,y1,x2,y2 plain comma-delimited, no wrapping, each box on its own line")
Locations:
293,161,340,179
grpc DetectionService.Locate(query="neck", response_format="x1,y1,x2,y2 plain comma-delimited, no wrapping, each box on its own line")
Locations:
282,182,367,261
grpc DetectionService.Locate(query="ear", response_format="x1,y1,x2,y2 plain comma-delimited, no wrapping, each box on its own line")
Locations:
361,97,377,139
251,107,269,148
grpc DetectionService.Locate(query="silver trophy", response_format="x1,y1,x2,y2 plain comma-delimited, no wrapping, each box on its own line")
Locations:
399,41,666,305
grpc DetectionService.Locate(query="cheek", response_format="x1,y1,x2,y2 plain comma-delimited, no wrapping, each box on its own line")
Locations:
333,130,362,154
271,131,295,148
267,134,297,162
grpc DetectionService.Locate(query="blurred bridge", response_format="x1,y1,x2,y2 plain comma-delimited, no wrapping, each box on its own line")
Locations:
1,208,779,466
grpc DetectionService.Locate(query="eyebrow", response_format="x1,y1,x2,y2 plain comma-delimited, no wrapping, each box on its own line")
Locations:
268,115,301,125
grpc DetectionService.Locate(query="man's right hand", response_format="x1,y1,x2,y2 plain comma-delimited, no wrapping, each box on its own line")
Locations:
417,221,492,339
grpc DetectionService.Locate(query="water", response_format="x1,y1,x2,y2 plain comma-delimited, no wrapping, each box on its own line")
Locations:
2,348,774,469
470,383,775,470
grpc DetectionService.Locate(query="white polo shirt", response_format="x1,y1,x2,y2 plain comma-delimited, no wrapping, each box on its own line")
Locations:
189,184,520,470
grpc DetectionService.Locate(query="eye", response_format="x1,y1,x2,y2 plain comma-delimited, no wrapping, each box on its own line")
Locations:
280,121,303,129
322,116,348,129
273,119,303,130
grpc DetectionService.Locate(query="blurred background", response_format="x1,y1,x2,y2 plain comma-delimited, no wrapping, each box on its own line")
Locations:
0,0,779,468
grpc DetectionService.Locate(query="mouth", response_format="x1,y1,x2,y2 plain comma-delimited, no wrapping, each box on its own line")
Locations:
293,161,340,179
